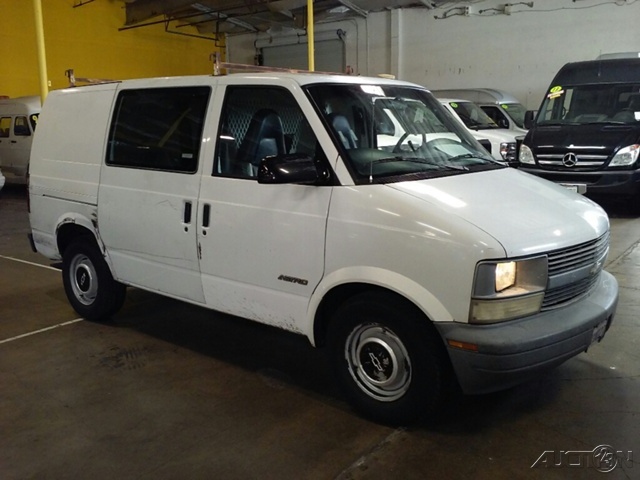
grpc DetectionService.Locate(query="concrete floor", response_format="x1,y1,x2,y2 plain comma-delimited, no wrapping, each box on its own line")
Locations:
1,184,639,480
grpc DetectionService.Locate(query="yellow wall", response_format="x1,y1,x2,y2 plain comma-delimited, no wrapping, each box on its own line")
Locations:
0,0,223,99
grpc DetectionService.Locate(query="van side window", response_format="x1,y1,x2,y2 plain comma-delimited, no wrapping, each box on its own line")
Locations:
13,116,31,136
0,117,10,138
214,86,320,178
106,86,210,173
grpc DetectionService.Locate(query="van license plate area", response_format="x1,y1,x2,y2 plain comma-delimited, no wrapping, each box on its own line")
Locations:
559,183,587,194
591,319,607,345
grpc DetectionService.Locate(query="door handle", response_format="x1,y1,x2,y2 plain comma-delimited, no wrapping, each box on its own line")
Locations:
183,201,192,224
10,140,17,144
202,204,210,228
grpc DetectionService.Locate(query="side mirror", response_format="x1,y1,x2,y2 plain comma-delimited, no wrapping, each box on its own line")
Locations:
478,138,492,154
258,153,324,185
497,118,509,129
524,110,537,129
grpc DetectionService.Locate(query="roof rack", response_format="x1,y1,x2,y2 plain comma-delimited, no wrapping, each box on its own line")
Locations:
210,52,351,76
65,69,119,87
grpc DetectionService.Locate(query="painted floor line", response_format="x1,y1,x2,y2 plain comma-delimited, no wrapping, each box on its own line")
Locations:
0,254,59,272
0,318,84,345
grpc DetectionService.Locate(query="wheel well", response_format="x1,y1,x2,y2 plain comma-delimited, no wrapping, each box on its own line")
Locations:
57,223,96,256
313,283,431,348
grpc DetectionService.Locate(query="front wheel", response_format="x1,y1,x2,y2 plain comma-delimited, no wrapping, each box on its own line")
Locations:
328,292,455,425
62,239,126,321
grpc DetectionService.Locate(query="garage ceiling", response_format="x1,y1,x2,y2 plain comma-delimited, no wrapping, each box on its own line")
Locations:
119,0,455,36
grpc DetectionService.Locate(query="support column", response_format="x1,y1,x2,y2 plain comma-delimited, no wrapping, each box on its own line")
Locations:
307,0,315,71
32,0,49,103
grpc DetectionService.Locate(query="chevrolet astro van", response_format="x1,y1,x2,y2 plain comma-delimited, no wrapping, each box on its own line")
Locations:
28,73,618,424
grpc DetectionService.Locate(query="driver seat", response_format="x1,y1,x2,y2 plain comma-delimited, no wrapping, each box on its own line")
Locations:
237,109,286,177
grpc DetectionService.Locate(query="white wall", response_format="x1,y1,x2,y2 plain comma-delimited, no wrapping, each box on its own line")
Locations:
227,0,640,108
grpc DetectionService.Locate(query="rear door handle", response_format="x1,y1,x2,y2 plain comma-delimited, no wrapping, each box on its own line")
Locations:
183,201,192,224
202,204,210,228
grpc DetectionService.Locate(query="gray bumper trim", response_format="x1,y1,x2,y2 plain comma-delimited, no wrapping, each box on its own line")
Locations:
434,271,618,395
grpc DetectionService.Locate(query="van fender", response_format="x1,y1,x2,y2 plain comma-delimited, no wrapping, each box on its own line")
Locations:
54,211,115,272
307,266,453,344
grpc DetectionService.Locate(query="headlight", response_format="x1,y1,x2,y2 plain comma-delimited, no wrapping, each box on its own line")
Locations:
495,261,516,291
609,144,640,167
518,143,535,165
499,142,517,162
470,256,547,323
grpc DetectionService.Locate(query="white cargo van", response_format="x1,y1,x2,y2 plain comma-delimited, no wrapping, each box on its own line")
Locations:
0,96,40,184
433,88,528,133
28,73,618,425
437,98,521,166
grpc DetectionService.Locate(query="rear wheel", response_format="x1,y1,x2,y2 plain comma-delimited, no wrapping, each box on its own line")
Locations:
62,239,126,321
328,291,455,425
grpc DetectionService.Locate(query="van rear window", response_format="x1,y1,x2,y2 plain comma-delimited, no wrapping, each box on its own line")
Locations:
0,117,10,137
106,86,210,173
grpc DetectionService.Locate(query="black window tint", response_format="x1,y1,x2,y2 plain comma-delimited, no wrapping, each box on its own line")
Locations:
107,86,210,173
214,86,319,178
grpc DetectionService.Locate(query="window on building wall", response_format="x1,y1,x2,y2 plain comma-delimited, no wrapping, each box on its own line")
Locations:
106,86,210,173
214,86,320,178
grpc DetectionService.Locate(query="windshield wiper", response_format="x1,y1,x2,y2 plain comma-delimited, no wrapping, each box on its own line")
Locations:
537,121,579,126
443,153,485,164
583,120,627,125
369,156,469,171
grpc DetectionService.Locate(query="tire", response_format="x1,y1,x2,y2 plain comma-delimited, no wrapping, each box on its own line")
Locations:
328,291,455,425
62,239,126,321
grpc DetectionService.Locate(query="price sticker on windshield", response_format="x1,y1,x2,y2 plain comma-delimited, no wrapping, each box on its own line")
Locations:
547,85,565,99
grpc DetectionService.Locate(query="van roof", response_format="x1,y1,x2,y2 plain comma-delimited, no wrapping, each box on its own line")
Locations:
554,58,640,85
431,88,522,105
0,95,41,111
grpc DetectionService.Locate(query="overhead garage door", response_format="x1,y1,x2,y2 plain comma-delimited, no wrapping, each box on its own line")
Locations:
261,39,345,73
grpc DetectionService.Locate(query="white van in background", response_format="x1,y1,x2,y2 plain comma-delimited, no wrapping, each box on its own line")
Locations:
437,98,521,166
433,89,528,133
0,96,40,184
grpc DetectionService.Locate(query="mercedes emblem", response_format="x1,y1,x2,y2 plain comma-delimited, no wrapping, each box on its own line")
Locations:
562,152,578,167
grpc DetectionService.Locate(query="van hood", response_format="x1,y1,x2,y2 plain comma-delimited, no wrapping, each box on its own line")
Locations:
528,123,639,155
472,128,519,143
389,168,609,257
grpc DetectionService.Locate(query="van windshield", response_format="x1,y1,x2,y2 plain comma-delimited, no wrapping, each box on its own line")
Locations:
306,84,501,184
502,103,526,128
445,100,499,130
537,83,640,126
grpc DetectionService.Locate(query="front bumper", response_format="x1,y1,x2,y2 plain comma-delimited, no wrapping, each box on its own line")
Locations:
435,270,618,395
519,166,640,197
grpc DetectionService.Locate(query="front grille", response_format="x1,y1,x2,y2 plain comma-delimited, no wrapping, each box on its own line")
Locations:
541,232,609,310
536,153,609,169
547,232,609,276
